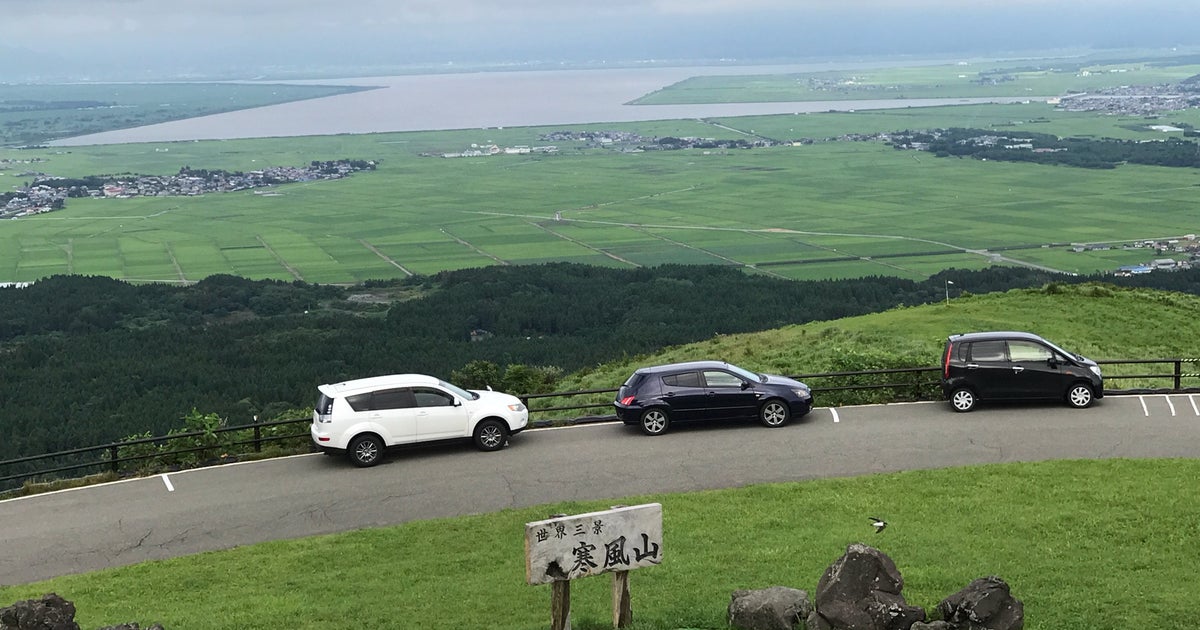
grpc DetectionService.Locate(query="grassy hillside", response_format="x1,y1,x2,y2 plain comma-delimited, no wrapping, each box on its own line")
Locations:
549,283,1200,411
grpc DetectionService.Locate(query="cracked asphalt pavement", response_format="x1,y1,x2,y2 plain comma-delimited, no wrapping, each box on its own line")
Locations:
3,395,1198,585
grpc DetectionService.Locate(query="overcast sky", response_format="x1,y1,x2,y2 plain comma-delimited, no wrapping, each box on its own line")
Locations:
3,0,1199,80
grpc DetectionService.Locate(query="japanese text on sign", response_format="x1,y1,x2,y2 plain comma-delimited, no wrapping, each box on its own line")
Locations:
524,503,663,585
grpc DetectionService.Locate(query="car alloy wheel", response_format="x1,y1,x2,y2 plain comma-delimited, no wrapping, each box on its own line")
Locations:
1067,384,1094,409
473,419,508,451
640,408,670,436
950,388,976,412
349,434,383,467
760,400,790,427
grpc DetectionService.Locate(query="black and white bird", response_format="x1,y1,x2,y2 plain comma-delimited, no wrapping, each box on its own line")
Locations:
869,517,888,534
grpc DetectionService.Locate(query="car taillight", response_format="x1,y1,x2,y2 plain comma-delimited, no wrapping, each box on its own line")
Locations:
943,342,953,378
619,395,636,405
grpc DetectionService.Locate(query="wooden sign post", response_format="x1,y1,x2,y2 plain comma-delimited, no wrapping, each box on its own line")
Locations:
525,503,663,630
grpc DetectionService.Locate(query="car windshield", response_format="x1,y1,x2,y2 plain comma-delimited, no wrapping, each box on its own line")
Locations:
440,380,480,401
725,363,764,383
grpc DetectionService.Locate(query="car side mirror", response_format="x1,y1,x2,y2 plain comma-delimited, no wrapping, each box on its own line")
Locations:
741,381,752,390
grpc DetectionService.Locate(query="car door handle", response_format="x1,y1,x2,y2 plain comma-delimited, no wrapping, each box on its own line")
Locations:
1012,366,1024,373
664,392,675,397
966,363,979,370
706,392,717,397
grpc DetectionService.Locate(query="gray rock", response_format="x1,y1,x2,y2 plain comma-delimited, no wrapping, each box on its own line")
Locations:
0,593,80,630
0,595,163,630
810,544,925,630
936,576,1023,630
807,608,832,630
729,586,812,630
910,622,954,630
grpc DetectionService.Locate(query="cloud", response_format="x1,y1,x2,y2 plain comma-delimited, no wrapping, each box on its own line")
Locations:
3,0,1198,81
8,0,1172,33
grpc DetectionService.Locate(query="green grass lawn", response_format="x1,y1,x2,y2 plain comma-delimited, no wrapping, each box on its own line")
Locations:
2,458,1197,629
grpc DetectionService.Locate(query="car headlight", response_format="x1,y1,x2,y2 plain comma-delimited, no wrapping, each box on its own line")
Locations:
508,403,527,412
792,387,811,398
1089,365,1102,377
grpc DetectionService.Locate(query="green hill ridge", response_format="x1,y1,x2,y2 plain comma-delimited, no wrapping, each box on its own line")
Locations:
555,282,1200,396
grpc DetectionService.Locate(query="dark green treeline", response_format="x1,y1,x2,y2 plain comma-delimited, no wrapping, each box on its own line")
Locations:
3,263,1199,460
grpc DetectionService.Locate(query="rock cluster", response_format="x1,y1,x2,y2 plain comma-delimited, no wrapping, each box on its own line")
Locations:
0,594,164,630
729,586,813,630
728,545,1023,630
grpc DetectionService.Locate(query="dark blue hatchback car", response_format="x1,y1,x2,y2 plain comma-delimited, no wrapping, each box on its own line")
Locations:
613,360,814,435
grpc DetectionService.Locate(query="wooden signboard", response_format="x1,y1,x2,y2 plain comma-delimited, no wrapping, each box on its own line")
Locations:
525,503,663,629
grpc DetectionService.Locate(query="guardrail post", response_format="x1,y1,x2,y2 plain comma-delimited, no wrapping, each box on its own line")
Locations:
1175,360,1182,391
109,445,120,474
253,415,262,453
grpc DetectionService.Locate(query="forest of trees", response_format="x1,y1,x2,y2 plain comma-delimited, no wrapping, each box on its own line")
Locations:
890,127,1200,169
5,263,1200,463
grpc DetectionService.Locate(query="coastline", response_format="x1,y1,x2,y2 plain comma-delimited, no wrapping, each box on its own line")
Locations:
49,64,1043,146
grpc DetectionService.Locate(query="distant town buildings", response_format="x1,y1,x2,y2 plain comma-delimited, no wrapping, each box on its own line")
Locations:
1107,236,1199,276
423,130,779,159
1056,83,1200,116
1,159,377,219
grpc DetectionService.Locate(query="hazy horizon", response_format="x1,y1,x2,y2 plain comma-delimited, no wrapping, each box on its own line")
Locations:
3,0,1199,82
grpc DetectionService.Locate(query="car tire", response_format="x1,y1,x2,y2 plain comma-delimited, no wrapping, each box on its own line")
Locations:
473,419,508,452
1066,383,1094,409
639,408,670,436
348,434,384,467
950,387,976,412
759,399,790,427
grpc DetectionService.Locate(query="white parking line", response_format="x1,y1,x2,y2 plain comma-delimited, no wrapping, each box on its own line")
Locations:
1138,396,1149,417
1190,394,1199,416
830,408,841,423
1164,395,1177,417
161,474,175,492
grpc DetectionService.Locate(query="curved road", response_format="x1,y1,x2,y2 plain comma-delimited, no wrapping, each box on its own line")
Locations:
3,395,1199,585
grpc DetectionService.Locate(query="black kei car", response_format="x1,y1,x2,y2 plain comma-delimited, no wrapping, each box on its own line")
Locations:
940,331,1104,412
613,360,814,435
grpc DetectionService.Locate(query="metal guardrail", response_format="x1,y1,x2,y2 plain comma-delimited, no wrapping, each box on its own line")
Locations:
0,418,309,486
3,359,1199,490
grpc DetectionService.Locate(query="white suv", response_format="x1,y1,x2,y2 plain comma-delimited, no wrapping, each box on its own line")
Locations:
311,374,529,467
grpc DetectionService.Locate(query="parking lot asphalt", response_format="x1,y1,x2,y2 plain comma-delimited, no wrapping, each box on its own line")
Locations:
3,394,1198,585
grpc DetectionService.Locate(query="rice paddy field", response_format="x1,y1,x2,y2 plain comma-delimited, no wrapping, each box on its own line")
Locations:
632,57,1200,104
3,95,1199,285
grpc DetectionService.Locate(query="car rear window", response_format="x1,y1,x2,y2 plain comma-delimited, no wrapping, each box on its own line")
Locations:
371,388,416,410
345,393,372,412
662,371,703,387
622,372,647,388
969,340,1007,362
316,393,334,416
